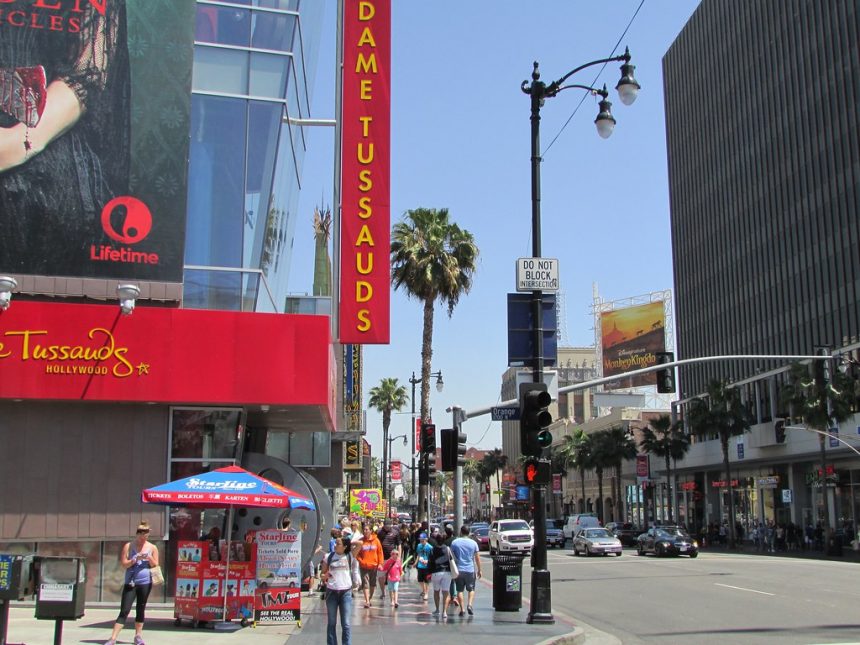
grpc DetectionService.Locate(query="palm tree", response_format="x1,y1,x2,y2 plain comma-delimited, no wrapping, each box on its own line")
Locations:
603,426,638,523
312,205,332,296
686,380,753,548
368,378,408,507
589,431,616,523
481,449,507,519
779,360,855,545
391,207,479,521
641,415,691,523
556,429,593,514
463,458,483,519
370,456,381,488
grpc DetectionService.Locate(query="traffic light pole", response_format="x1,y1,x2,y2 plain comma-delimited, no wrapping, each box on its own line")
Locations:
524,65,554,626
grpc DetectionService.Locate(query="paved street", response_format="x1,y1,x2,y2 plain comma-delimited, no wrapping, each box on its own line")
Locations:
530,546,860,645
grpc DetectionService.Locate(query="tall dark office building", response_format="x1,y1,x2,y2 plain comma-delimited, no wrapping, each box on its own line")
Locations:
663,0,860,396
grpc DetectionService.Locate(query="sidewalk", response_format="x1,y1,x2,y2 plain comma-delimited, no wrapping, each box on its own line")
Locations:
2,606,299,645
288,568,581,645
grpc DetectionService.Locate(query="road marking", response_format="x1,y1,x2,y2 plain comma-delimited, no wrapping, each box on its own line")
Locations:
714,582,774,596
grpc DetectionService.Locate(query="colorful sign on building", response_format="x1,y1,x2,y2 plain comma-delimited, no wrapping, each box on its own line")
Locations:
0,0,195,282
254,529,302,623
349,488,384,518
600,301,665,388
339,0,391,344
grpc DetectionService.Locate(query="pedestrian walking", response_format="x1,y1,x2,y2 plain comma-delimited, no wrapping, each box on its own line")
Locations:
415,532,432,600
380,548,403,608
354,524,383,608
321,537,361,645
104,522,160,645
450,525,482,616
429,529,454,618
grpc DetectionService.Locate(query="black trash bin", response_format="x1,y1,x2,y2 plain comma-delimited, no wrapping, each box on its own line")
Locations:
491,554,524,611
827,533,844,557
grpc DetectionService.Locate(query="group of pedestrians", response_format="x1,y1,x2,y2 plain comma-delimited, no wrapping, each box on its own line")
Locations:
321,518,484,645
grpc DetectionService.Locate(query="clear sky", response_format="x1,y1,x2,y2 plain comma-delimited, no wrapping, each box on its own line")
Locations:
290,1,702,467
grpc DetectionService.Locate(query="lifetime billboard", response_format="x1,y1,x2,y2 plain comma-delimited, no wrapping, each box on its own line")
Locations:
339,0,391,344
600,301,665,388
0,0,194,282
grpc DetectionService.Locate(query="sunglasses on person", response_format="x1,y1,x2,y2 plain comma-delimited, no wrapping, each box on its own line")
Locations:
136,529,150,535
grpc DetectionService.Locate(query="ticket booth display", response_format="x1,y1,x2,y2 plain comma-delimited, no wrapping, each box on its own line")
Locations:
173,541,255,627
253,529,303,625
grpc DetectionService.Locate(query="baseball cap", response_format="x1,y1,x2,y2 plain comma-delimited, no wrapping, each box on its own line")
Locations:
419,532,428,539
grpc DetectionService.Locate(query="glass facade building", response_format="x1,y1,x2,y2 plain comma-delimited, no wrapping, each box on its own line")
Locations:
185,0,325,312
663,0,859,397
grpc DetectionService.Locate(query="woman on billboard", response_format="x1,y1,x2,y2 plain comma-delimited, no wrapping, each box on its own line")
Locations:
0,0,130,275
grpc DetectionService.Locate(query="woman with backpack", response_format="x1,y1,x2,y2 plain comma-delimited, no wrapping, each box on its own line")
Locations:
320,537,360,645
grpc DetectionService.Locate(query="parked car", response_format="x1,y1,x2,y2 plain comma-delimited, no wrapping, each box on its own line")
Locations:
529,519,565,548
636,526,699,557
396,512,412,524
469,526,490,551
605,522,641,546
488,519,534,555
572,527,623,557
562,513,600,540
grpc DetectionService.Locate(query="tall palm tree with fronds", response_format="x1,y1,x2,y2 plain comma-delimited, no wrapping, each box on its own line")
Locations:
368,377,408,507
602,426,638,523
590,431,618,523
780,361,855,546
391,207,479,520
481,449,507,519
686,380,753,548
641,415,690,523
556,429,593,514
463,458,483,519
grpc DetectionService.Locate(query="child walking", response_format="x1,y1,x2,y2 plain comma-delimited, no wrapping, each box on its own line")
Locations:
380,548,403,608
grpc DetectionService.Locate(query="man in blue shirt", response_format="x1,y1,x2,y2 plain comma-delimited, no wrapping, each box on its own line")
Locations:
449,525,483,615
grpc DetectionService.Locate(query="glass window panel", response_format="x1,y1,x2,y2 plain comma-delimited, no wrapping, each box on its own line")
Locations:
245,102,282,269
196,5,251,47
289,432,314,466
170,409,241,460
251,10,297,51
193,47,249,95
186,95,246,268
249,53,289,99
266,431,289,460
312,431,330,467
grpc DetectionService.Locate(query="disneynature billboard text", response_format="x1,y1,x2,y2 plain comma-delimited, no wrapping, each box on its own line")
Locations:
600,301,666,388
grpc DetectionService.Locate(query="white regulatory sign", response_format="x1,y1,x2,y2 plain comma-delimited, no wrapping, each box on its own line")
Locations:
516,257,559,292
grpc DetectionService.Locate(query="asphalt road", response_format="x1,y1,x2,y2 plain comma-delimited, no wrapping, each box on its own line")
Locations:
486,546,860,645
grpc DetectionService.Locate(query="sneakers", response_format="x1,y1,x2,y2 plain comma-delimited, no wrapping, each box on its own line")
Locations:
394,603,399,608
421,593,427,600
104,641,115,645
134,636,145,645
459,610,465,617
467,605,474,615
432,609,440,616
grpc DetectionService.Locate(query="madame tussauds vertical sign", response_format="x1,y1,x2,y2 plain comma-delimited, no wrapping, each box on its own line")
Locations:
0,0,194,282
339,0,391,344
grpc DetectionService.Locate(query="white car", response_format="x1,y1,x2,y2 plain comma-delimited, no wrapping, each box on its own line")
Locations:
562,514,600,541
488,519,534,555
572,527,623,557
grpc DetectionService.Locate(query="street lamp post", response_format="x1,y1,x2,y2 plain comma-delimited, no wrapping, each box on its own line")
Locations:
520,48,640,625
409,370,443,520
385,433,408,512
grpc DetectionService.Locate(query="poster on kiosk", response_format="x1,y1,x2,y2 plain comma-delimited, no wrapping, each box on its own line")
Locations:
254,529,303,623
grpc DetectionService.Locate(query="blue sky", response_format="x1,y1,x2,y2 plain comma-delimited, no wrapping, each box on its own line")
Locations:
290,1,701,463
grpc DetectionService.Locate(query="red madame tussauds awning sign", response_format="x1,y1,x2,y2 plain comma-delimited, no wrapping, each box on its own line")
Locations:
0,302,335,429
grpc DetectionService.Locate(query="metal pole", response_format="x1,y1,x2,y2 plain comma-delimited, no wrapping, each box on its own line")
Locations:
382,425,389,512
411,374,417,516
526,62,553,625
453,406,465,534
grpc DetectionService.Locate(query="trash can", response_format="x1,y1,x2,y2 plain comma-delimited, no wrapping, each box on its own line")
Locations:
34,556,86,620
491,554,524,611
0,554,35,601
827,533,844,557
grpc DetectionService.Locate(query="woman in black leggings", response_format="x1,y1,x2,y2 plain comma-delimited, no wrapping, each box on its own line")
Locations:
105,521,159,645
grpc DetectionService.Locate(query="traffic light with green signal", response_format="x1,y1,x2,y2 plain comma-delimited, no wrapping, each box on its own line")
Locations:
519,382,553,458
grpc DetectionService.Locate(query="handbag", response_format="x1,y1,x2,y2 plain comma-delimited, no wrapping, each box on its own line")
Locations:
447,548,459,578
150,565,165,586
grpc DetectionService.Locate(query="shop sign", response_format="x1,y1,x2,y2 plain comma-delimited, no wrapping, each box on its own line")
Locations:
782,489,793,503
344,440,362,470
680,482,697,491
339,0,392,344
636,454,650,478
0,302,334,427
711,479,740,488
757,476,780,488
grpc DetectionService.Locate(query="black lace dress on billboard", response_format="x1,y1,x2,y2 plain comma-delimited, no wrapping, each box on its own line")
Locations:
0,1,130,276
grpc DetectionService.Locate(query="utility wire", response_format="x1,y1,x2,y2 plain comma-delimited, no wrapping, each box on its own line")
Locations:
542,0,646,158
